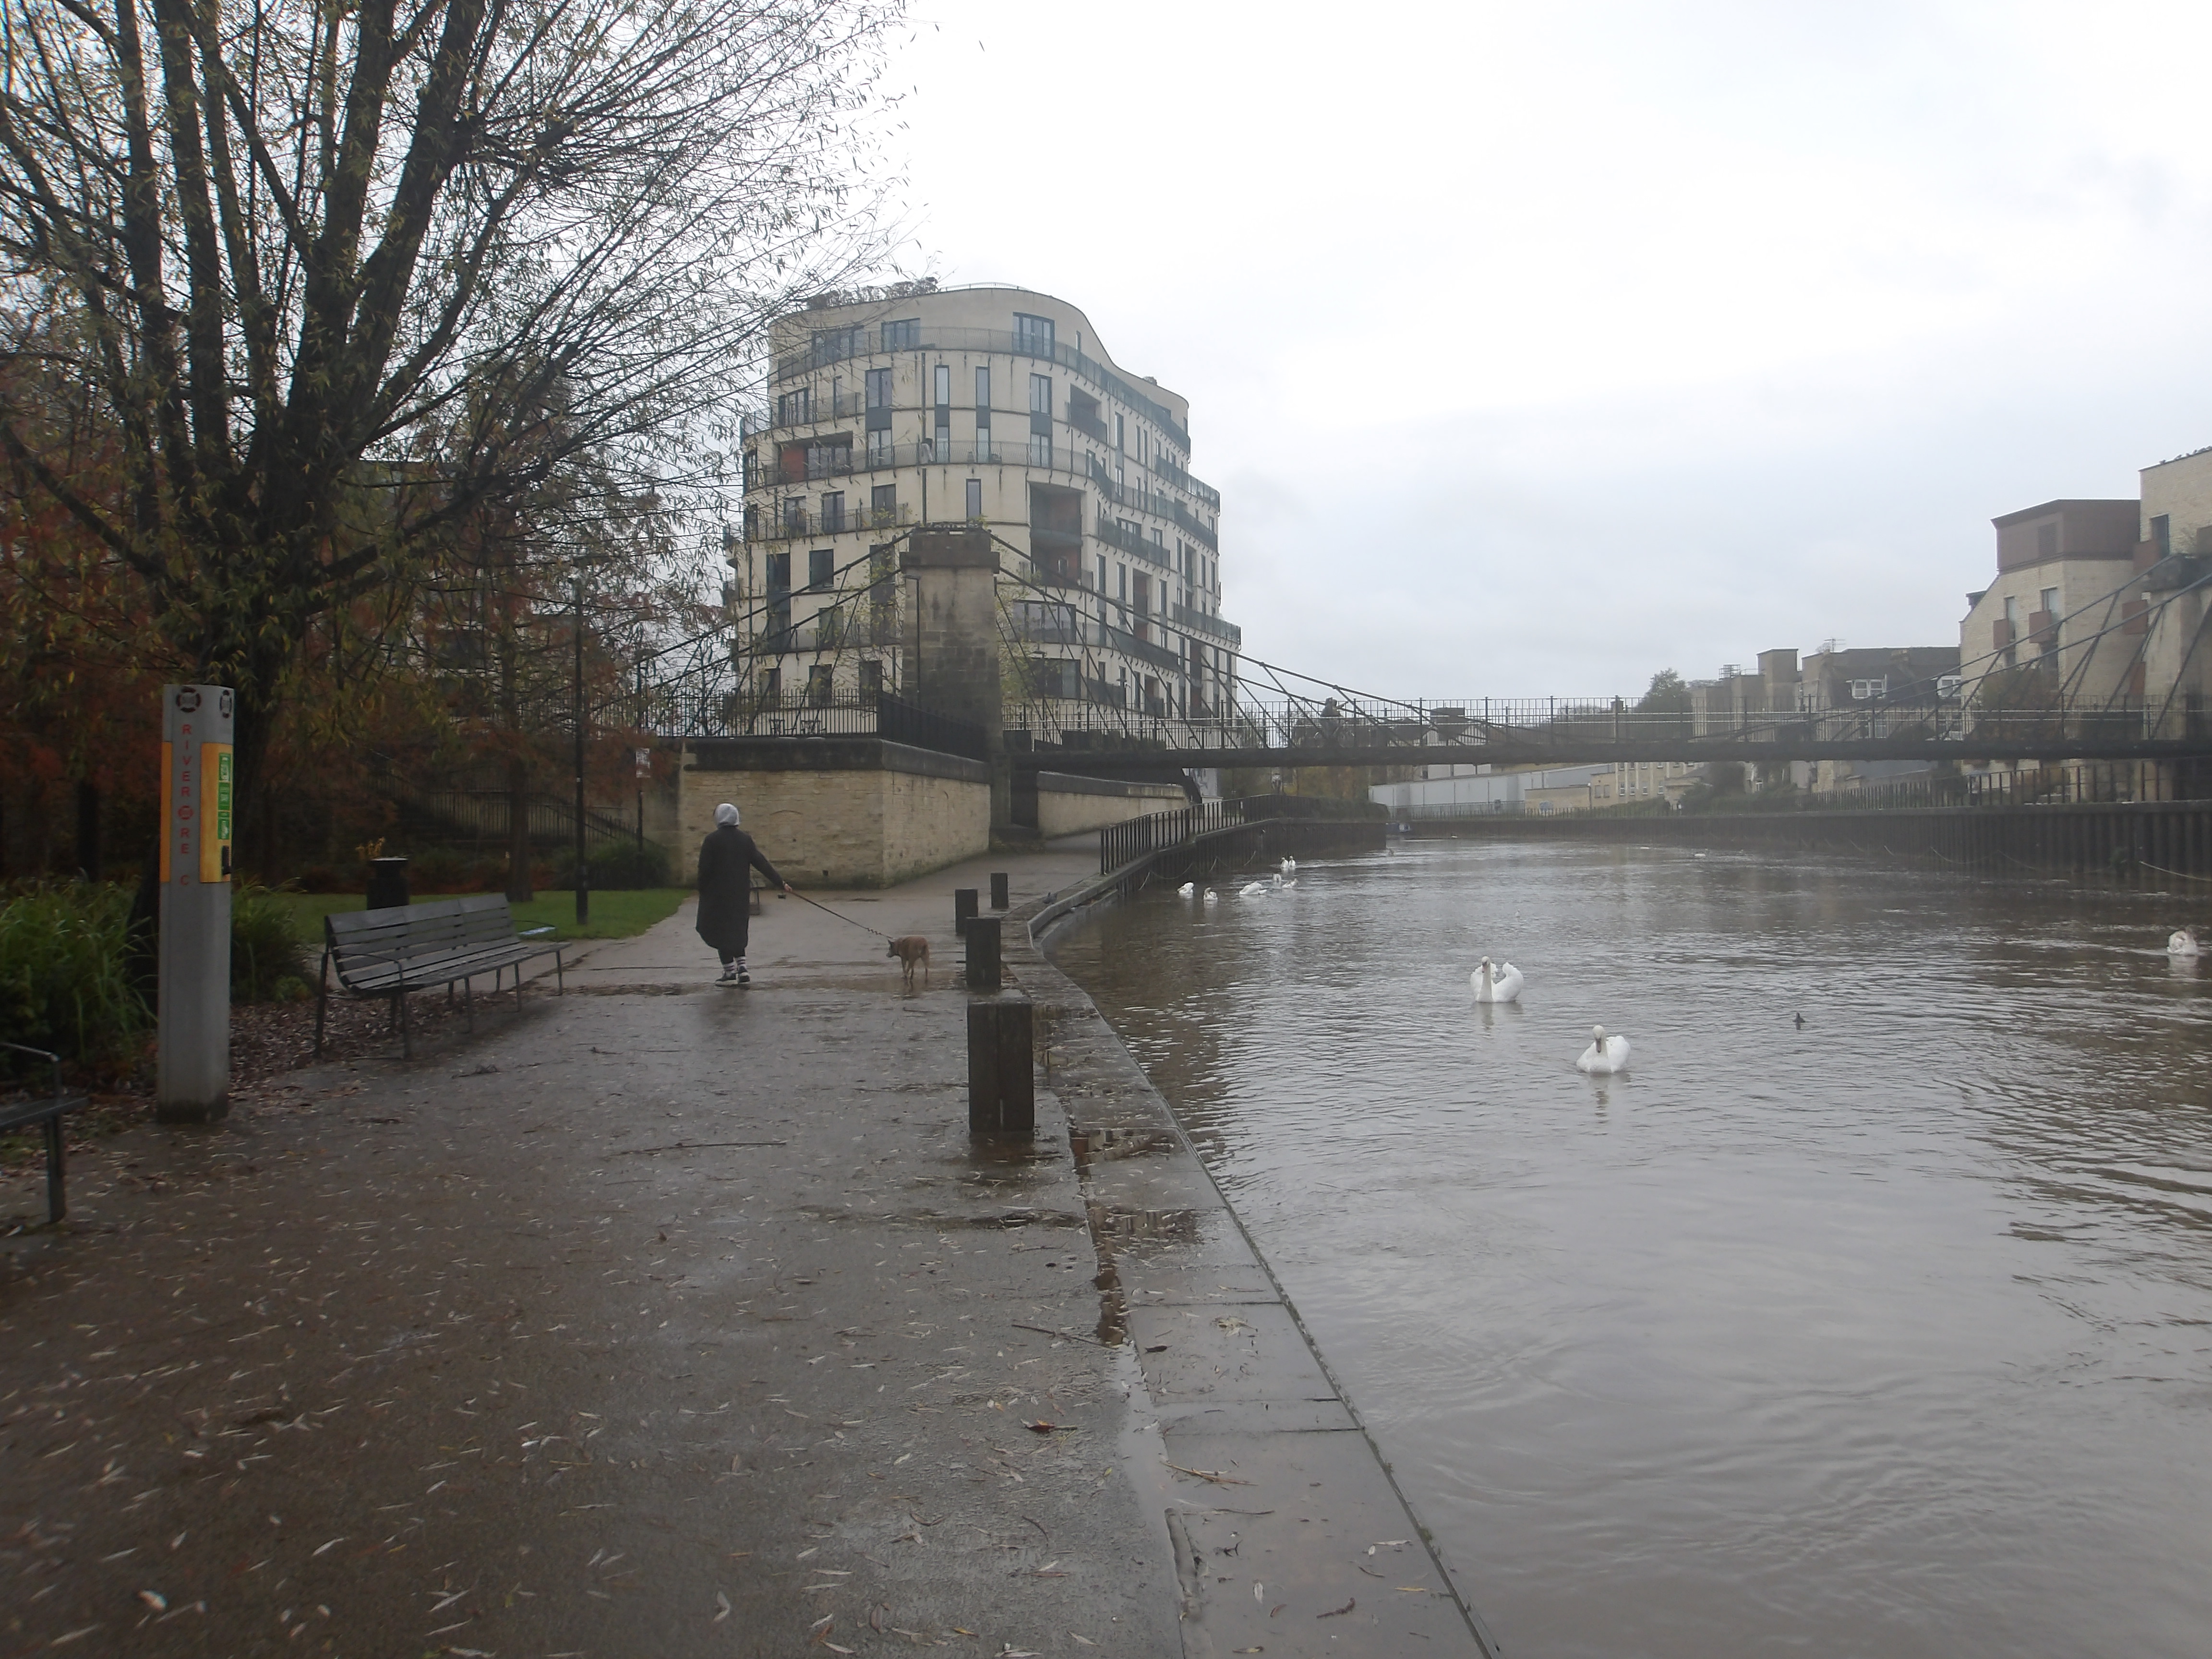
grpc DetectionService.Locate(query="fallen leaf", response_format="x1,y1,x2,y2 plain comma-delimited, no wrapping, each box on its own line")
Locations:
136,1592,167,1613
1317,1597,1356,1619
714,1590,732,1623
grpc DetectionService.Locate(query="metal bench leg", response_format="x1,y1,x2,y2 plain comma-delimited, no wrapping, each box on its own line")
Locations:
314,949,331,1058
43,1112,64,1224
556,951,565,996
400,988,413,1060
462,977,474,1033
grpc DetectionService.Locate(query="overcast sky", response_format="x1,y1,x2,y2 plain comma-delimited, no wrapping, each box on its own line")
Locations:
884,0,2212,697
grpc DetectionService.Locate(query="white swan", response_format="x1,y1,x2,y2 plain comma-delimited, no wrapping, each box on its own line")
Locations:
2168,928,2200,959
1575,1024,1631,1074
1202,888,1218,905
1470,957,1523,1003
1280,857,1296,875
1178,881,1195,898
1238,880,1267,898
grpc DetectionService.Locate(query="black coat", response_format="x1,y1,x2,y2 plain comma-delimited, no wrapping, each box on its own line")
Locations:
696,825,784,953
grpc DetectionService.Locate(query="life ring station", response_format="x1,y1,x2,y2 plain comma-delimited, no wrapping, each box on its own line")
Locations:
158,683,234,1123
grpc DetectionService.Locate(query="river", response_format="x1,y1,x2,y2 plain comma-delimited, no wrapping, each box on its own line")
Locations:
1048,836,2212,1659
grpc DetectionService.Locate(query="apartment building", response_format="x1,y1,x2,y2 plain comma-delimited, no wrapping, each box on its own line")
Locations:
2137,447,2212,735
1957,498,2141,713
733,283,1238,729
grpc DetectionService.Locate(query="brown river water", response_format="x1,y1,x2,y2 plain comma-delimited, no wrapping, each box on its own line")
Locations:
1049,836,2212,1659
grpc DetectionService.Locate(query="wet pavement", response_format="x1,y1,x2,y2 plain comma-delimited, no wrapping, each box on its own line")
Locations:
2,843,1490,1659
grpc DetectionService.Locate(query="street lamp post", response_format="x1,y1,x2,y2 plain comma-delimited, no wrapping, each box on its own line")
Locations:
574,577,589,927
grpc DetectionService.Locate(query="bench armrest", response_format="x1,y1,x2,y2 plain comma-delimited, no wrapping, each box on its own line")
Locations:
517,926,556,937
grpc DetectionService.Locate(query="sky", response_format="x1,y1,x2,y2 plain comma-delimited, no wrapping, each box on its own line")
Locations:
881,0,2212,699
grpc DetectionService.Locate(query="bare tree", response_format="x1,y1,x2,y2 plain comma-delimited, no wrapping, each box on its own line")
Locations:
0,0,900,842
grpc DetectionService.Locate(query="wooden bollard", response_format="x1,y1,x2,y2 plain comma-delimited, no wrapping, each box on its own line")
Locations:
953,888,979,937
967,998,1034,1136
990,871,1010,910
965,915,1001,989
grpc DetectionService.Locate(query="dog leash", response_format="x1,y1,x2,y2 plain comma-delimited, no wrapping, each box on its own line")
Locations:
784,888,895,940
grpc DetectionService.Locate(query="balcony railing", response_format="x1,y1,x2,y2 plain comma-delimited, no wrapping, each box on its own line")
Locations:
1094,513,1174,571
754,503,914,541
773,325,1192,454
1172,602,1241,649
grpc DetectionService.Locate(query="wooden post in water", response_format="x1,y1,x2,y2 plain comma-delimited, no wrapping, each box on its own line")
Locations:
954,888,978,937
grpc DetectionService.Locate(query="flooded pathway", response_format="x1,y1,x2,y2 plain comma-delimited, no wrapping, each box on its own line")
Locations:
1051,839,2212,1659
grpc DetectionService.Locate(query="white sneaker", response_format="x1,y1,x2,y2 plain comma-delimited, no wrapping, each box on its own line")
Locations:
736,963,751,986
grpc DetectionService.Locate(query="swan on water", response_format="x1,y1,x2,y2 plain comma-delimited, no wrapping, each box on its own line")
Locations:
1202,888,1219,904
2169,928,2200,959
1178,881,1195,898
1471,957,1524,1003
1281,857,1297,875
1239,880,1267,898
1576,1024,1631,1074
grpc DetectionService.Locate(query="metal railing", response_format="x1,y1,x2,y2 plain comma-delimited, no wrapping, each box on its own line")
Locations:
1171,602,1241,648
1100,800,1241,873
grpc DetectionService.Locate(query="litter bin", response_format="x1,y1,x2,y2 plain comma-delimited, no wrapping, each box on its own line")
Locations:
366,855,410,911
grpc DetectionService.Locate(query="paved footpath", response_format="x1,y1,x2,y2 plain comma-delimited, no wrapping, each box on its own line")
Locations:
2,844,1495,1659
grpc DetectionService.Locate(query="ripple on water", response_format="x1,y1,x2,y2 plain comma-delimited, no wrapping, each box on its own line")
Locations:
1054,839,2212,1659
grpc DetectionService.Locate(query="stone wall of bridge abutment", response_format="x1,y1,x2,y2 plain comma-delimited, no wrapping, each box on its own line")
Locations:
1405,800,2212,881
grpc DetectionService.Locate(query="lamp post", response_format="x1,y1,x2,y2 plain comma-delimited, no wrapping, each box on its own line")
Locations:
574,577,589,927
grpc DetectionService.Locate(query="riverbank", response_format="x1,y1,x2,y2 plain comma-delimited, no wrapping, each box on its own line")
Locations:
1,832,1489,1658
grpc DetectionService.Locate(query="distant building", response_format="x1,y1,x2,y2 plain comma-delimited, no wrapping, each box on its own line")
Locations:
1370,763,1613,818
733,283,1238,730
2136,447,2212,736
1956,499,2139,712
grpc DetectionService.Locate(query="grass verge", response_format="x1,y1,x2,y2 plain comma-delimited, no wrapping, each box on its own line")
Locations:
273,888,687,943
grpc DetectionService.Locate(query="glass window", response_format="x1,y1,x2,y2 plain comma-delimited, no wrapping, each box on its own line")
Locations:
965,478,983,519
866,429,890,466
859,658,883,697
1029,373,1051,414
934,365,951,407
1028,433,1051,468
2040,586,2059,616
766,551,791,592
871,483,897,523
808,548,834,589
974,366,990,410
1115,413,1125,452
882,318,919,350
758,666,781,702
865,367,892,410
820,491,843,533
1013,313,1056,354
777,388,812,425
806,663,834,705
812,325,863,365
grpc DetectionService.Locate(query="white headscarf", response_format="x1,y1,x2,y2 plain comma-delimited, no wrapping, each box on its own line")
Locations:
715,802,740,826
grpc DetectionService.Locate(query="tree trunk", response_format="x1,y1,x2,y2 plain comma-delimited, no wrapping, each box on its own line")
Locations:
502,637,532,903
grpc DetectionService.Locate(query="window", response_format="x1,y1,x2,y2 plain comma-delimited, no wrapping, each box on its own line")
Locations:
807,548,834,589
965,478,983,519
779,498,805,535
811,325,863,365
871,483,898,525
1117,564,1127,601
866,429,890,466
820,491,844,534
933,364,951,409
882,318,919,351
2153,514,2172,558
931,364,951,460
1029,373,1051,414
1115,413,1125,453
1013,312,1056,355
869,544,896,639
865,367,892,412
758,666,781,704
806,663,834,706
1029,431,1051,468
859,658,883,698
1849,678,1887,701
2040,586,2059,618
765,551,791,593
1096,555,1107,592
777,387,812,426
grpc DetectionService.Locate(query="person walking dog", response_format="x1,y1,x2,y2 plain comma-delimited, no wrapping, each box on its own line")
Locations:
697,803,791,985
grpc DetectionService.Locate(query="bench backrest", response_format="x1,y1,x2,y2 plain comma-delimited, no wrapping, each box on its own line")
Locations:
326,894,520,962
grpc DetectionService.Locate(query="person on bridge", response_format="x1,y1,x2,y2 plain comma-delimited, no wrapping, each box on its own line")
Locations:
697,803,792,985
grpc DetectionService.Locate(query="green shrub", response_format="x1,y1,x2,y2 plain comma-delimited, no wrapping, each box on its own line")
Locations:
0,883,149,1072
231,882,307,1002
549,838,670,890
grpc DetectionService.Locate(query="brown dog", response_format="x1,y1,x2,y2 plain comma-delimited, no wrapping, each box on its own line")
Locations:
887,934,930,989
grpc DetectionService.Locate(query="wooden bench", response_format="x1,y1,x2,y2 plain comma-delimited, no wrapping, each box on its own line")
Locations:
1,1043,89,1225
317,895,567,1059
